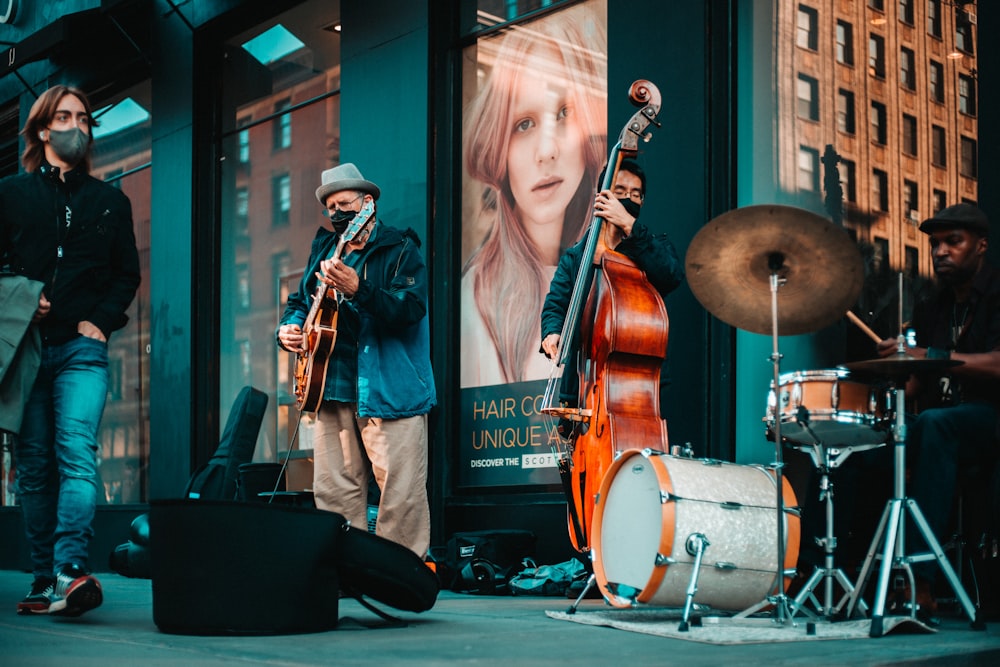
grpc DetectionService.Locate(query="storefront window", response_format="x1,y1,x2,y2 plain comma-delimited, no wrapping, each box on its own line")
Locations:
90,82,153,504
218,0,341,474
458,0,607,487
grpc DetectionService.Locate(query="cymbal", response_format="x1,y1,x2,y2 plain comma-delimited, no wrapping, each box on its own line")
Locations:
843,354,963,378
685,204,864,335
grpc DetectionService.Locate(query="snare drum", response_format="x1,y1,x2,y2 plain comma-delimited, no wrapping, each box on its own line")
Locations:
592,449,799,611
765,369,889,446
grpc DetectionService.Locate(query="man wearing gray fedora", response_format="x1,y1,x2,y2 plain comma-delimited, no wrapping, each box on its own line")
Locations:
277,162,436,557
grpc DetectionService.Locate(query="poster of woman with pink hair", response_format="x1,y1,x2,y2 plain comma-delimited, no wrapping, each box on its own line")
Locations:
459,1,607,486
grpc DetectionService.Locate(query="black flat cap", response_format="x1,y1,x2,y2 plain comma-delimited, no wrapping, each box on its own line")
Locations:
919,202,990,236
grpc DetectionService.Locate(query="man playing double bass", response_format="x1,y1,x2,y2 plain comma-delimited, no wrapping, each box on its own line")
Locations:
540,159,684,569
540,159,684,419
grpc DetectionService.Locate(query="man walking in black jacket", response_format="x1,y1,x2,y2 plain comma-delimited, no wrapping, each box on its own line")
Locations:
0,85,141,617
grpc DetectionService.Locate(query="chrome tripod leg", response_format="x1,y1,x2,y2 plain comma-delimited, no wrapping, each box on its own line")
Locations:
905,498,982,630
566,573,597,615
846,497,892,619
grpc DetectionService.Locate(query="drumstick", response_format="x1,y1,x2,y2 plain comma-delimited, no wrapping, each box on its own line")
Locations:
846,311,883,344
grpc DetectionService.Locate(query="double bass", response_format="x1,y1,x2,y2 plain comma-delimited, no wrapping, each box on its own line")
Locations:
542,80,669,553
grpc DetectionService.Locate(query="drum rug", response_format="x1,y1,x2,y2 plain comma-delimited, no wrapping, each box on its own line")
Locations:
544,608,934,644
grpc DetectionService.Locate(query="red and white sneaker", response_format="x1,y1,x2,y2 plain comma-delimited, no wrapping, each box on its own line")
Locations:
48,565,103,617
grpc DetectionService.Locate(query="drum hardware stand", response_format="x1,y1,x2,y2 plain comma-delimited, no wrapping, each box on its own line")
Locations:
566,571,597,614
788,430,872,620
736,261,796,625
678,533,710,631
843,377,982,636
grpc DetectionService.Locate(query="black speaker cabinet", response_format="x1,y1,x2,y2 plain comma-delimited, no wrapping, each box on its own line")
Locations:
150,499,342,635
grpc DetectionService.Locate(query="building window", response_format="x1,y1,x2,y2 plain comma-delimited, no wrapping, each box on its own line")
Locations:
271,251,293,304
797,74,819,121
955,9,974,55
900,47,915,90
272,97,292,150
842,158,857,203
873,237,889,275
797,5,818,50
899,0,914,25
903,179,918,219
837,89,855,134
836,21,854,65
873,169,889,211
960,136,977,178
871,101,887,144
927,0,942,38
238,115,251,163
929,60,944,102
931,125,947,167
869,0,885,10
239,340,252,386
272,173,291,225
905,247,920,293
869,34,886,78
933,189,947,213
236,263,251,311
902,114,917,156
959,74,977,116
798,146,820,192
235,187,249,236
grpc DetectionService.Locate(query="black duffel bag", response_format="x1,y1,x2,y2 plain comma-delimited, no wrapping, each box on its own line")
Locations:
441,529,537,595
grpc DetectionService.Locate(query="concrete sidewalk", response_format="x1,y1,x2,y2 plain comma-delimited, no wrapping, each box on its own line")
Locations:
2,569,1000,666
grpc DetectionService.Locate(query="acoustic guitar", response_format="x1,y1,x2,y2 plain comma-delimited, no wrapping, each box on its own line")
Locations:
293,199,376,412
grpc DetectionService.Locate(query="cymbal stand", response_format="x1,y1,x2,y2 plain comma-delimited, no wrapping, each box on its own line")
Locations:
789,439,870,619
736,261,796,624
844,370,981,636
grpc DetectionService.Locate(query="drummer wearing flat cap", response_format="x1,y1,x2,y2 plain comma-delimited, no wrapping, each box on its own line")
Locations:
875,202,1000,617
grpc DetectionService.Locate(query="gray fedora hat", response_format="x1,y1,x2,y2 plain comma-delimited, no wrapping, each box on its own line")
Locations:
919,202,989,237
315,162,381,205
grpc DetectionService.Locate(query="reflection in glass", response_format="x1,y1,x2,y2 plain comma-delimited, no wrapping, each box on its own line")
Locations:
219,0,341,465
90,82,152,504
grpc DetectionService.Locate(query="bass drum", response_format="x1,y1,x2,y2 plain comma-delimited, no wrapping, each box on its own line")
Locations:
592,449,799,611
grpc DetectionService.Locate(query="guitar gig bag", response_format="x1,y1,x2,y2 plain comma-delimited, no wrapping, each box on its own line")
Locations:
336,521,440,613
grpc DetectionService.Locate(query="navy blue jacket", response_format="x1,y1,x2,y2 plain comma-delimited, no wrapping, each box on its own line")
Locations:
279,221,437,418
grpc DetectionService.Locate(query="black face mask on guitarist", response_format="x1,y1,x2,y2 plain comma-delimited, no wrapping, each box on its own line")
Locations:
329,208,357,234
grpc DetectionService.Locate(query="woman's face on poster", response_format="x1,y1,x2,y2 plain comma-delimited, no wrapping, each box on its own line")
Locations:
505,46,587,234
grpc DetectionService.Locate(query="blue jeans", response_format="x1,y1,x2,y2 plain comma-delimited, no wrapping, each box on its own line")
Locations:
907,401,998,581
14,336,109,577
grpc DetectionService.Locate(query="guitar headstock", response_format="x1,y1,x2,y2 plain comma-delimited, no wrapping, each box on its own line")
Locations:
341,199,376,244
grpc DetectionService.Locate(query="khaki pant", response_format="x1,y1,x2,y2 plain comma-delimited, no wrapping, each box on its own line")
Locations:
312,402,430,557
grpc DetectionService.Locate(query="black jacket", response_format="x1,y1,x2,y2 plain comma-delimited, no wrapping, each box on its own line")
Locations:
912,262,1000,409
0,164,141,344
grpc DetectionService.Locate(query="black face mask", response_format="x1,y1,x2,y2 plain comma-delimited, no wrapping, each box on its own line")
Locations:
619,197,642,220
328,208,357,234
